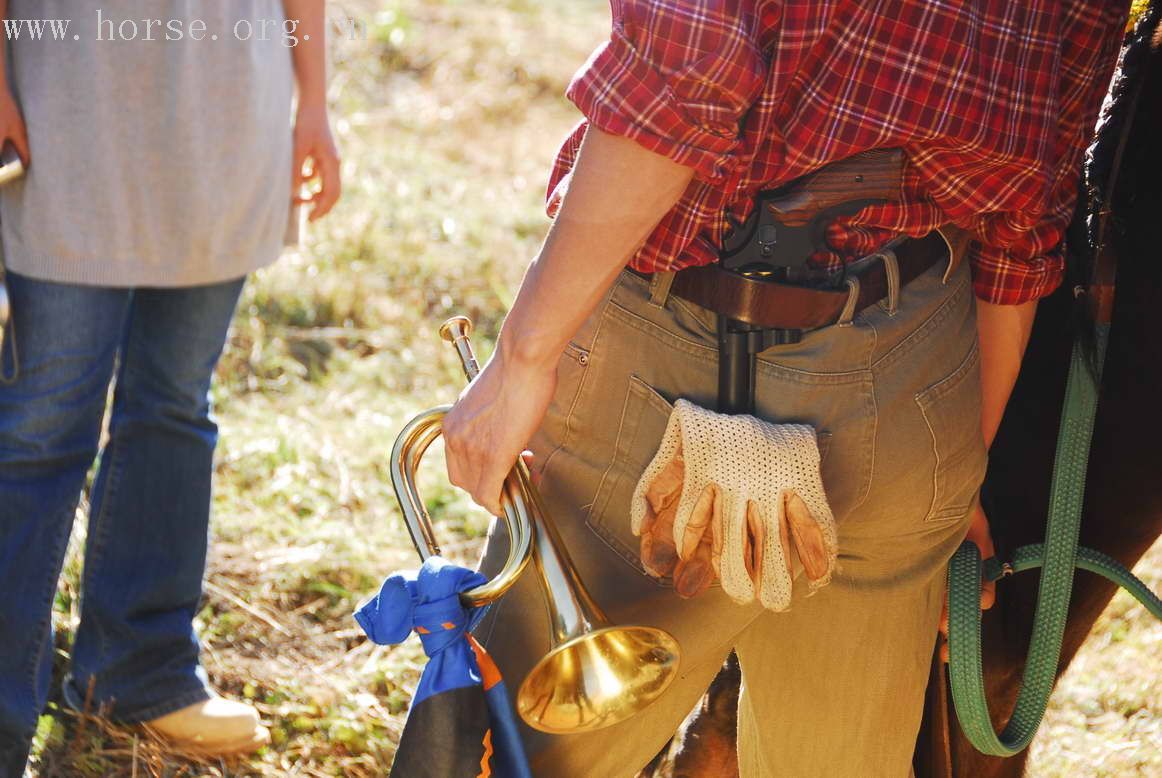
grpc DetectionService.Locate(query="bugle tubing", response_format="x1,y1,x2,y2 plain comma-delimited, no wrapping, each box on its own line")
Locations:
390,316,681,733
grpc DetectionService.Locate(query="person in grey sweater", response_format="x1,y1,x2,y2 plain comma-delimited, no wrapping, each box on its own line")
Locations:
0,2,340,773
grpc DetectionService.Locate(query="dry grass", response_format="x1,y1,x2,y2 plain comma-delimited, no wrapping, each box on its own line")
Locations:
26,1,1160,775
1028,540,1162,778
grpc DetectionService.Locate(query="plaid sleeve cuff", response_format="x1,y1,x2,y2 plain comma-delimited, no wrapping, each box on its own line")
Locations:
969,242,1065,305
566,29,758,186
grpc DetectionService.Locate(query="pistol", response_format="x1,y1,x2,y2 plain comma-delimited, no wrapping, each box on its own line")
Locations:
719,148,905,283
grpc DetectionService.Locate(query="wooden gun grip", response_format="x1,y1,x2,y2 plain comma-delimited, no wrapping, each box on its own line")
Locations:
766,148,905,226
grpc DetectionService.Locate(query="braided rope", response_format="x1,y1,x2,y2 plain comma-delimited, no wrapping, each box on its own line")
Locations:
947,329,1161,755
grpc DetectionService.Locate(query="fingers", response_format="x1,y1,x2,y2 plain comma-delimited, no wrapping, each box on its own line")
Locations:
750,493,829,611
776,499,792,586
673,536,715,598
981,579,996,610
717,498,756,605
937,579,997,639
443,413,512,517
645,453,684,515
291,137,342,222
309,149,342,221
966,508,1003,617
784,491,831,582
444,439,508,517
7,120,29,167
710,497,723,577
673,484,719,598
678,483,717,560
291,143,309,200
938,586,950,660
937,584,998,665
641,456,723,598
937,611,992,664
753,499,796,611
936,502,997,662
441,350,557,519
965,504,998,611
938,595,954,663
640,498,679,578
744,500,765,590
521,450,542,487
965,503,995,557
640,450,685,579
642,480,833,605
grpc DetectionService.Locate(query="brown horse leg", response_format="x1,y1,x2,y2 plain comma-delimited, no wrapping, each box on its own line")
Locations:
668,653,742,778
637,654,742,778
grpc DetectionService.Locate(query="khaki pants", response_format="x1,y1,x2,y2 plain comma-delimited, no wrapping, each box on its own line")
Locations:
475,254,986,777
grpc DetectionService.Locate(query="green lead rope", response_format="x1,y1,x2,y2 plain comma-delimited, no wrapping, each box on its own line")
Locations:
947,326,1162,756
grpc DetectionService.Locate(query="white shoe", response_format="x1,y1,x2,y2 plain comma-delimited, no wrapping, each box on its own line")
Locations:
145,697,269,754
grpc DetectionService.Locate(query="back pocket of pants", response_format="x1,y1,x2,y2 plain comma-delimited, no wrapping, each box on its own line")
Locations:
915,344,987,522
585,374,675,581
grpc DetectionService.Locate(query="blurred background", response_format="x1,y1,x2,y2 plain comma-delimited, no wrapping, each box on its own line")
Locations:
28,1,1160,775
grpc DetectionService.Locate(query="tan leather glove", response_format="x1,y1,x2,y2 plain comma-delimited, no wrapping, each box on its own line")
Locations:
631,400,837,610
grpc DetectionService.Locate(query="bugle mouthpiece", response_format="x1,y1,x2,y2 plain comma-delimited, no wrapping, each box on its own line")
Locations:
439,315,473,343
438,315,481,381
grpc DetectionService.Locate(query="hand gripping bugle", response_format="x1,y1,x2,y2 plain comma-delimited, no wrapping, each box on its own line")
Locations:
390,316,681,734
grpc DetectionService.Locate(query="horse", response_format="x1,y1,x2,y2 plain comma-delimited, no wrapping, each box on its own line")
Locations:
918,12,1162,776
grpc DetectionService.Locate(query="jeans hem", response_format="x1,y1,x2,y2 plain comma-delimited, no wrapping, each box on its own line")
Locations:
61,677,211,725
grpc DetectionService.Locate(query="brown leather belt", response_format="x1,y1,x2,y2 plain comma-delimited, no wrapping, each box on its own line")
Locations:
644,229,965,331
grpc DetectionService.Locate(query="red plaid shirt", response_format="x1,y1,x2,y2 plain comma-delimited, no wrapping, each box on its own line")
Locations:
547,0,1129,304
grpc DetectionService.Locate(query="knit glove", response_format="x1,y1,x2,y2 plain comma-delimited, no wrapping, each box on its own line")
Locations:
630,400,837,611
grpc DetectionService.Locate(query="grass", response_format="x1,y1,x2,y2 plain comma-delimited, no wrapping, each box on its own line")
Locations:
1028,542,1162,778
27,0,1160,775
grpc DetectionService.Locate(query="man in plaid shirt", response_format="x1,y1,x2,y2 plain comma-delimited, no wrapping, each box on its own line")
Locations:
443,1,1130,775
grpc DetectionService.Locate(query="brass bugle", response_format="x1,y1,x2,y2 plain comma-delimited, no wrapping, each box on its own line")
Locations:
390,316,681,734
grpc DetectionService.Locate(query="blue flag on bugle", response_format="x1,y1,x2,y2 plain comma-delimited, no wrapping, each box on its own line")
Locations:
355,557,533,778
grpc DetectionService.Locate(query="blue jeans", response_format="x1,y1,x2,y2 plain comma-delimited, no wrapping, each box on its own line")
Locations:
0,272,245,775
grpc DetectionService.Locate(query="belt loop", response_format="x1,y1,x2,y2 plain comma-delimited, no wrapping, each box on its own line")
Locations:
935,225,970,284
878,248,901,317
837,276,861,327
648,270,676,308
941,256,956,285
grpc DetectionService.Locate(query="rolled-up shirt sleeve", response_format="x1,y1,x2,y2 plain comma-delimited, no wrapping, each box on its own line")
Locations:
566,0,768,186
968,217,1068,306
961,2,1123,307
967,15,1121,308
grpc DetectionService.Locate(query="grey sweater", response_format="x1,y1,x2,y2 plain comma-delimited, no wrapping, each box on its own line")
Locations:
1,1,294,287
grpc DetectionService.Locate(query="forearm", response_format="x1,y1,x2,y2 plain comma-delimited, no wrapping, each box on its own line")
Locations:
498,127,694,370
976,299,1038,448
282,0,326,107
442,127,693,513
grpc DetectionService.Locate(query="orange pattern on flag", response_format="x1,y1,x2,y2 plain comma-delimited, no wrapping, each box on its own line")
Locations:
467,635,503,692
477,728,493,778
